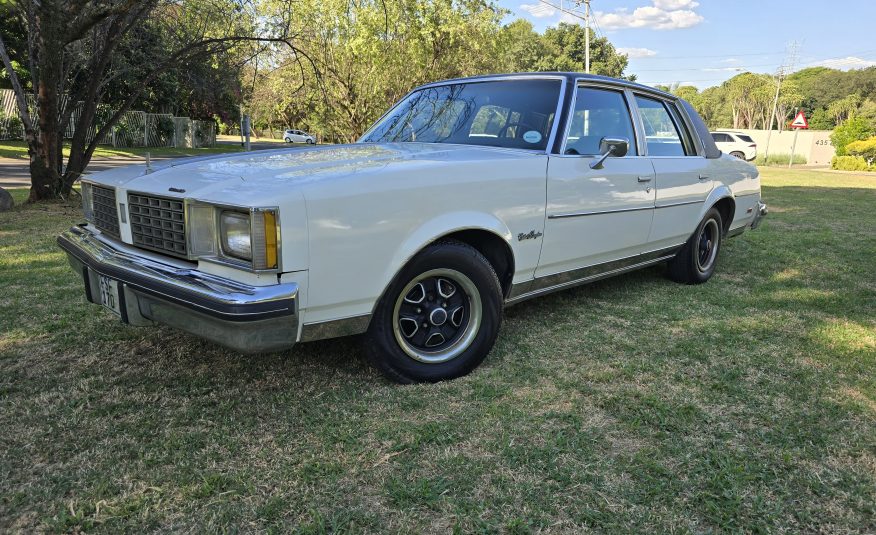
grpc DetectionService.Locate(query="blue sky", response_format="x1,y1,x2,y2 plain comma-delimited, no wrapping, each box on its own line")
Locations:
496,0,876,88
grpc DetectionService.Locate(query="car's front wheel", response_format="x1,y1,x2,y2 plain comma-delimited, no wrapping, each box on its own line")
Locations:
364,241,502,383
306,138,314,144
667,207,723,284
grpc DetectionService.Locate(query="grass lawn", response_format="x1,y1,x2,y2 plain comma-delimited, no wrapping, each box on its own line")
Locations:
1,168,874,533
0,140,270,160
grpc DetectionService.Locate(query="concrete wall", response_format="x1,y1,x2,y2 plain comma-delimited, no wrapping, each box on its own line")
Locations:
733,129,835,165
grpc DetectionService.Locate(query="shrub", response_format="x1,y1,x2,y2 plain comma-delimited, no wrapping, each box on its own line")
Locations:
0,112,23,139
157,116,175,143
831,155,871,171
830,117,874,156
755,153,807,166
846,137,876,165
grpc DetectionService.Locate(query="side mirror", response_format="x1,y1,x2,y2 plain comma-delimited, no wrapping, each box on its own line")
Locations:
590,137,630,170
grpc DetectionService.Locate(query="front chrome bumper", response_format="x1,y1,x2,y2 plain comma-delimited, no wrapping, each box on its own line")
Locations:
57,225,299,353
750,201,768,230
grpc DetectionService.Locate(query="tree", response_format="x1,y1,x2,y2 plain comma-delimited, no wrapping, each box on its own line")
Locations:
0,0,305,201
830,117,874,156
535,23,632,79
827,93,862,126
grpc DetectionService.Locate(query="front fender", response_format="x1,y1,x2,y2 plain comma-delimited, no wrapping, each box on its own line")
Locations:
382,211,514,291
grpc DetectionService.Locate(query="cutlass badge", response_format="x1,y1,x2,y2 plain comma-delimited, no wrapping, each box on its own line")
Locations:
518,230,543,241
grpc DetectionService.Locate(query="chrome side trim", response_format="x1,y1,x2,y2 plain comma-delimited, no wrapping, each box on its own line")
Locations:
505,244,682,305
655,199,702,209
549,205,652,219
726,226,746,238
548,200,702,219
300,314,372,342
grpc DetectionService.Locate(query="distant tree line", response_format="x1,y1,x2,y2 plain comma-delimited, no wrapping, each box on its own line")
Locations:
661,67,876,133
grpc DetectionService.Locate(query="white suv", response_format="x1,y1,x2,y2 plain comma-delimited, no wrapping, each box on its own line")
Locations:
711,131,757,161
283,129,315,144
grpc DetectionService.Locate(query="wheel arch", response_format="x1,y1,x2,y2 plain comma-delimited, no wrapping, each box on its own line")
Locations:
702,185,736,235
370,213,517,322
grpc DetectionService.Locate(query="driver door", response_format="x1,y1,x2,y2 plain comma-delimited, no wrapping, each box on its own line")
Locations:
536,85,656,279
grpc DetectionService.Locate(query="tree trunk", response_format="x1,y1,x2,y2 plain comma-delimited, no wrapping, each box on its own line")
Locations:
27,6,67,201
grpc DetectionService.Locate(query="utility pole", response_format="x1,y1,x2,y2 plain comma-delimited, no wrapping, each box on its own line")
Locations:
763,41,799,162
584,0,591,74
540,1,592,72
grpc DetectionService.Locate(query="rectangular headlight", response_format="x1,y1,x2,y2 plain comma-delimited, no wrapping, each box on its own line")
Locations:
81,182,94,222
220,210,252,261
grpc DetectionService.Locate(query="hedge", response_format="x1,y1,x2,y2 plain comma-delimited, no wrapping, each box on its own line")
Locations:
846,137,876,164
831,155,873,171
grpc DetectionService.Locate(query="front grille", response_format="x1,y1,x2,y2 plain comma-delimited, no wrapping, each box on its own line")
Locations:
92,185,120,238
128,193,187,258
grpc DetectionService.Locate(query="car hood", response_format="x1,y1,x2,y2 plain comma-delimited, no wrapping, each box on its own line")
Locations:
86,143,541,204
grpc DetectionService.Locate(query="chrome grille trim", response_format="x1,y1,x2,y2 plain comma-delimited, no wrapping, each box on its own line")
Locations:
128,193,187,258
92,185,120,238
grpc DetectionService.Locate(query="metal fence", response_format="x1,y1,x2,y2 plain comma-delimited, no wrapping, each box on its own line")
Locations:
0,89,215,148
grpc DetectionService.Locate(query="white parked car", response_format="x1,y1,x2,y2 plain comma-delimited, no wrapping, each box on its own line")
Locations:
60,73,767,383
711,131,757,161
283,129,315,144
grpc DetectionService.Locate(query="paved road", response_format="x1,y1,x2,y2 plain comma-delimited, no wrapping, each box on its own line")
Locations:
0,139,298,188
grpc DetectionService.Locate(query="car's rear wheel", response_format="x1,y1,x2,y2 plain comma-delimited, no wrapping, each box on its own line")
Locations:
284,137,292,143
667,207,723,284
730,151,745,159
364,241,502,383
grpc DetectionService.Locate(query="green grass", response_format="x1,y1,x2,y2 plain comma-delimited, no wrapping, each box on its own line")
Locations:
0,140,258,160
1,168,874,533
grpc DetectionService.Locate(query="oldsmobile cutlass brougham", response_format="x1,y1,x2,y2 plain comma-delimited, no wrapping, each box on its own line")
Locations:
59,73,767,383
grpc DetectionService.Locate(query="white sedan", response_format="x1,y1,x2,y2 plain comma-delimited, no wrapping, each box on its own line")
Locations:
59,73,767,383
283,129,315,144
711,131,757,161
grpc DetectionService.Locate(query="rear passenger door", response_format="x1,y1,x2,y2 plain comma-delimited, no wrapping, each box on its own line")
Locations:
633,94,713,251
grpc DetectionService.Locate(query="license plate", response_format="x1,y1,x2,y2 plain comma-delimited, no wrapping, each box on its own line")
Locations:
98,274,122,317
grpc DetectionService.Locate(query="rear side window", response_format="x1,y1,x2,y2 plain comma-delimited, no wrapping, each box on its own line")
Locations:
737,134,755,143
635,95,691,156
564,87,637,156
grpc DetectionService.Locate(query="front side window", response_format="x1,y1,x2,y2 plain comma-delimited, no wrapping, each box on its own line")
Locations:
564,87,637,156
635,95,690,156
360,79,561,151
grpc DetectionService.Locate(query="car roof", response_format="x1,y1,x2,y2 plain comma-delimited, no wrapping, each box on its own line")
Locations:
413,72,675,100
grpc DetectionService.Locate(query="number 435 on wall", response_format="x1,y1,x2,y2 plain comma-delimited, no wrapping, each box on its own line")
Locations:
815,139,833,146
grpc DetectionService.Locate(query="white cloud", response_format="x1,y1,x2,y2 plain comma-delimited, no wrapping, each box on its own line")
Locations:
596,0,704,31
519,3,556,18
653,0,699,9
811,56,876,70
702,66,745,72
557,11,579,25
721,58,740,64
618,47,658,58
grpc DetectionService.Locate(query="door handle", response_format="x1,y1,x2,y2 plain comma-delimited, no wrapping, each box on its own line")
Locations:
637,175,652,182
698,174,710,180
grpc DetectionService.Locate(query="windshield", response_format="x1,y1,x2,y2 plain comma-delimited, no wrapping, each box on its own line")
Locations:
360,79,562,151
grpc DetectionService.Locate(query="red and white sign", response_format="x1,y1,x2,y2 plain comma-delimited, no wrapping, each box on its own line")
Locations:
790,111,809,129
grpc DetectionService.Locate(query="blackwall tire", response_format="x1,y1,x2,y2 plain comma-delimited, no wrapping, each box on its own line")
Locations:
364,240,502,383
667,207,723,285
